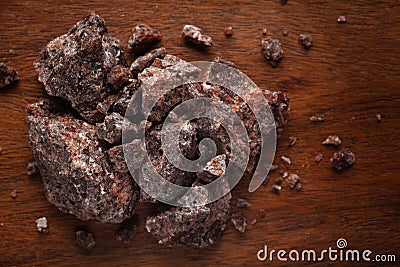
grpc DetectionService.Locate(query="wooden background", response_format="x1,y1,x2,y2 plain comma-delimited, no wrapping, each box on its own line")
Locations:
1,0,399,266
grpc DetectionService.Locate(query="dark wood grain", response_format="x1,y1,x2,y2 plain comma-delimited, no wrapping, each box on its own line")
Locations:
1,0,399,266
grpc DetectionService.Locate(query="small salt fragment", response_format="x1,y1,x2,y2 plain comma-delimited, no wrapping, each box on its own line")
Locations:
237,198,251,208
231,212,247,233
283,171,289,178
107,139,144,173
376,114,382,122
262,28,267,35
298,34,313,49
295,182,303,191
10,189,17,198
146,193,231,247
128,24,162,52
274,177,283,185
271,184,282,194
112,83,140,116
224,27,233,37
281,155,291,165
259,209,266,218
26,161,38,175
315,153,323,162
337,16,346,23
0,62,19,89
310,114,325,122
322,135,342,146
288,136,297,147
261,38,284,67
36,217,48,233
250,218,257,225
0,223,3,226
182,25,213,47
285,173,300,189
282,29,289,36
75,230,96,250
331,148,356,171
106,65,133,89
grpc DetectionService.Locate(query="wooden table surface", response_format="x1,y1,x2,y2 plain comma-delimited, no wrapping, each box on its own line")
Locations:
1,0,399,266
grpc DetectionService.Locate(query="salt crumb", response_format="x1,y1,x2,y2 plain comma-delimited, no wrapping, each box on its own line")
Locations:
282,29,289,36
262,28,267,35
295,182,303,191
337,16,346,23
10,189,17,198
271,184,282,194
281,156,291,165
288,136,297,147
310,115,325,122
322,135,342,146
259,209,266,218
36,217,48,232
285,173,300,189
231,212,247,233
315,153,323,162
27,162,38,175
275,177,283,185
224,27,233,37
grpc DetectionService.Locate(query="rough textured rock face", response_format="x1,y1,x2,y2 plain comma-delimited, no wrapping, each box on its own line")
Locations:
96,112,138,145
112,82,140,116
34,12,127,123
146,192,231,248
0,62,19,89
26,100,139,223
130,47,167,77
